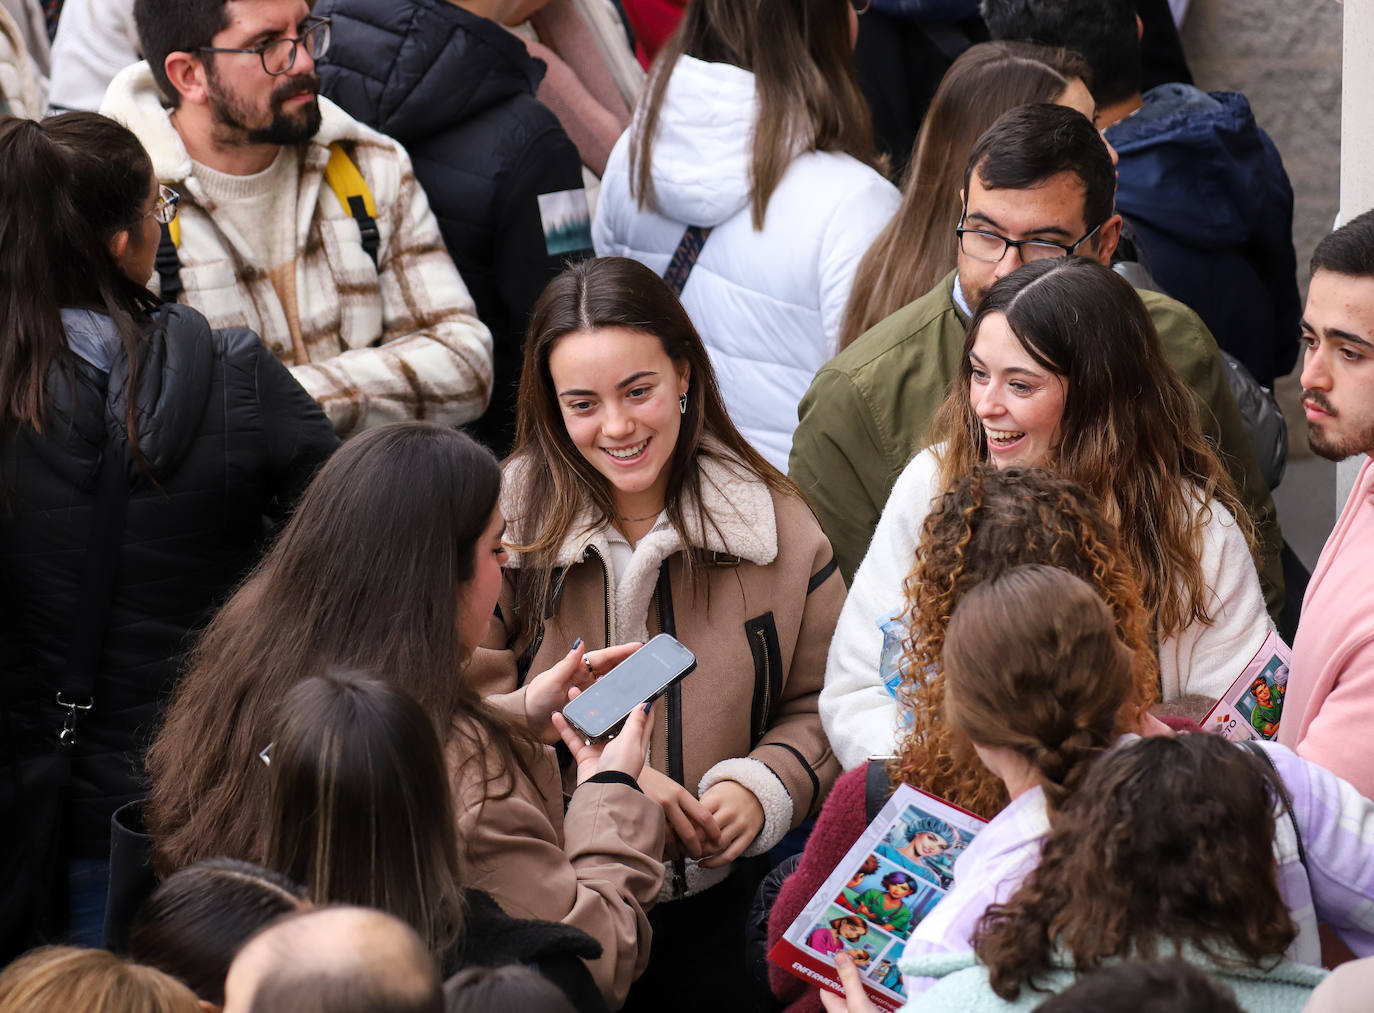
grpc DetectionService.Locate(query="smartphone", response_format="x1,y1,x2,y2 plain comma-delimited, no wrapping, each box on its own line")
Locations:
561,634,698,741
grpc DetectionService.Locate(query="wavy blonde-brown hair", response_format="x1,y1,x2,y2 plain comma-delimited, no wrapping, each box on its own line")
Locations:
931,257,1255,645
889,466,1158,818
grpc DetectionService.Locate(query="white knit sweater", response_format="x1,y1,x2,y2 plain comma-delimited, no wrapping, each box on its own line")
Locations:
819,449,1273,771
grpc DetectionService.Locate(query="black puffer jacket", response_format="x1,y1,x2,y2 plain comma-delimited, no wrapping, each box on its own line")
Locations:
0,305,338,857
318,0,591,457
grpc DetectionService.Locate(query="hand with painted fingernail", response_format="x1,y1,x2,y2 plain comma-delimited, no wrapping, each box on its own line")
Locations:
521,639,642,742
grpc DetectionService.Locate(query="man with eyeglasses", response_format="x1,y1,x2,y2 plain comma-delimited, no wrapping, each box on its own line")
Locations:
789,105,1284,762
99,0,493,437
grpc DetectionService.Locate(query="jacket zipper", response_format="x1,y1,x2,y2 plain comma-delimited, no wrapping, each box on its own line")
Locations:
583,544,612,646
754,626,772,741
653,561,689,898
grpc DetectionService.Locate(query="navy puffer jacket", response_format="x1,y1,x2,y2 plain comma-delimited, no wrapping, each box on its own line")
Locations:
317,0,590,457
0,305,338,857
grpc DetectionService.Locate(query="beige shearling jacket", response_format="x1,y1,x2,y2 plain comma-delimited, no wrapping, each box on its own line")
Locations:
473,450,844,900
449,733,664,1009
100,62,493,437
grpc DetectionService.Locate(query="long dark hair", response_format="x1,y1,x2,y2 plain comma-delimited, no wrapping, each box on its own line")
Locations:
128,858,307,1006
265,673,468,957
931,257,1253,640
0,113,160,453
631,0,877,230
507,257,797,647
974,733,1294,999
146,423,534,874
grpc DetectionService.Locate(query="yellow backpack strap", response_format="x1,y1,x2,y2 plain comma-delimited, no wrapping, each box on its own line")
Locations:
324,142,380,270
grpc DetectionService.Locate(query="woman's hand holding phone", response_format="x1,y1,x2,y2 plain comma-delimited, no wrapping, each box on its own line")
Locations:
551,689,654,785
523,640,643,742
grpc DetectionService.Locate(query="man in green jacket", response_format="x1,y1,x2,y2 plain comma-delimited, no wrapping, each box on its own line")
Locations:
789,103,1284,619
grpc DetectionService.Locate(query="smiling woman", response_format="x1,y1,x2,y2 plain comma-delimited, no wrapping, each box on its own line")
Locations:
472,256,845,1010
819,256,1275,778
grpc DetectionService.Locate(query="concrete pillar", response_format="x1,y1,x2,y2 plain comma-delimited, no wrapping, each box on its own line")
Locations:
1338,0,1373,506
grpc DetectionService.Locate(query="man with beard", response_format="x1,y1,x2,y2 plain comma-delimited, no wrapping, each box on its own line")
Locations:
100,0,493,437
1277,210,1374,798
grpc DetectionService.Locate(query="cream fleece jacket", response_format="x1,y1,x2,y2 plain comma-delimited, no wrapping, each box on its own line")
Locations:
819,448,1272,771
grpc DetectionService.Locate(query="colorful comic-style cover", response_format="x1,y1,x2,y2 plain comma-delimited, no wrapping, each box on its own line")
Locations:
1203,631,1292,742
769,784,986,1010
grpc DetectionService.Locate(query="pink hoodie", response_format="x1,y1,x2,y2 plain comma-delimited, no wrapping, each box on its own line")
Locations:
1280,455,1374,798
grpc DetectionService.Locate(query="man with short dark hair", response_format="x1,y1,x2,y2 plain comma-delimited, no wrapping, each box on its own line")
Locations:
981,0,1299,389
790,104,1282,768
223,907,442,1013
101,0,493,437
1277,210,1374,799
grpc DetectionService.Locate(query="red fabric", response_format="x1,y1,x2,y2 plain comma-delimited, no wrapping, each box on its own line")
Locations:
767,764,873,1013
1159,715,1203,734
621,0,686,68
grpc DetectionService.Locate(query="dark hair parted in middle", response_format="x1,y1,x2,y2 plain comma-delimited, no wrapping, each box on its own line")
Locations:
128,858,307,1006
146,423,534,875
890,468,1158,816
972,732,1294,1000
940,565,1135,813
265,673,467,957
962,103,1116,244
508,257,796,645
930,256,1253,645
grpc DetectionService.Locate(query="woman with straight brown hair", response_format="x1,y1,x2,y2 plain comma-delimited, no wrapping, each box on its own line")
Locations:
0,946,201,1013
838,40,1093,347
263,672,609,1013
821,256,1270,771
146,423,664,1009
475,255,844,1008
592,0,899,471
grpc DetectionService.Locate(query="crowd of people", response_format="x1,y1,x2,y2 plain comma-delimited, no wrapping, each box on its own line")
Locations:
0,0,1368,1011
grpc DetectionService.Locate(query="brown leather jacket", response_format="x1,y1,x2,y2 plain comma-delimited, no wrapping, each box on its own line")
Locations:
449,734,665,1009
472,452,845,901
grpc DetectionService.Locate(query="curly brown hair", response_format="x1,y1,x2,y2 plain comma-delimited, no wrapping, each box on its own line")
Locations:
890,467,1158,816
973,733,1294,1001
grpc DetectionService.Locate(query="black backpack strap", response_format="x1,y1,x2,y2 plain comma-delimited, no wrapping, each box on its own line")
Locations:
155,222,183,303
662,225,712,297
56,440,131,748
346,195,380,271
864,759,896,823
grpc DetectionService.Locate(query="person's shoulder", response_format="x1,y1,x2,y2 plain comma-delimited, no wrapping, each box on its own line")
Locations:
824,275,960,379
1137,287,1215,351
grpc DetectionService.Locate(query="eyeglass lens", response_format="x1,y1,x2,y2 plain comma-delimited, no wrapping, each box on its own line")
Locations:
262,20,330,75
959,231,1067,263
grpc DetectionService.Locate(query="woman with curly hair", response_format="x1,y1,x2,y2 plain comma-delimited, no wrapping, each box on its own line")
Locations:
899,733,1324,1009
821,256,1269,773
812,568,1374,1012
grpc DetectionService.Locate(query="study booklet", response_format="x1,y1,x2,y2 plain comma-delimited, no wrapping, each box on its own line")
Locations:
769,784,986,1010
1203,630,1292,741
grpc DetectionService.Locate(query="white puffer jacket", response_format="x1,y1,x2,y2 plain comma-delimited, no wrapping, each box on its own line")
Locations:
592,55,899,471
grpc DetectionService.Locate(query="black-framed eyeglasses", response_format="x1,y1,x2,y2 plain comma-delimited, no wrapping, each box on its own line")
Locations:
955,215,1105,264
148,184,179,225
198,17,331,76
